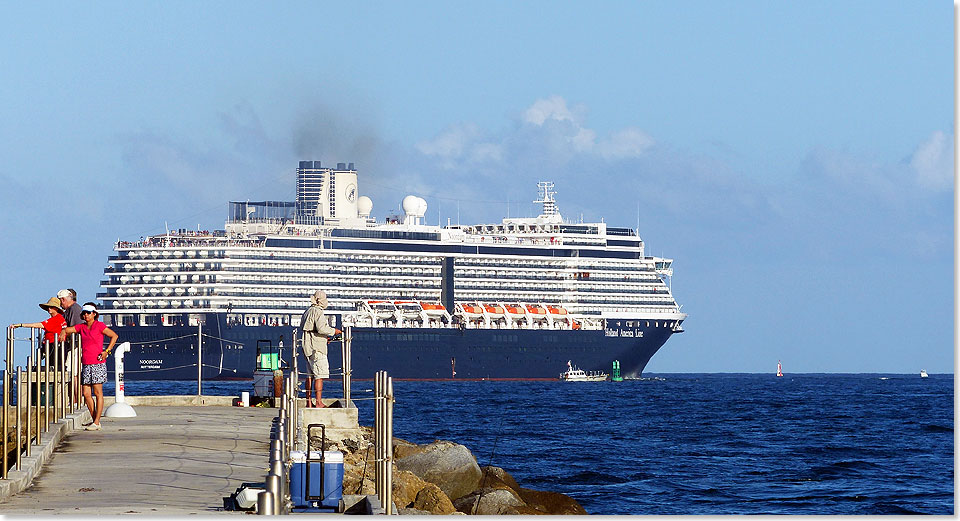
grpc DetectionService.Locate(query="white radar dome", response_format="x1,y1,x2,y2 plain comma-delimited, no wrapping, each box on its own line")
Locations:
402,195,418,215
357,196,373,216
402,195,428,217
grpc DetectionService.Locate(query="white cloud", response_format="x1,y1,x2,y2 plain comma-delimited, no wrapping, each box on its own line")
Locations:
596,127,654,159
910,130,953,191
469,142,503,163
571,128,596,152
519,96,654,159
415,124,479,159
415,123,503,170
523,95,577,126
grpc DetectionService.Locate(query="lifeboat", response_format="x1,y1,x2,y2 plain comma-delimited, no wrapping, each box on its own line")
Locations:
458,303,484,316
504,303,526,315
419,302,448,317
503,303,527,327
365,300,397,319
525,304,547,316
483,303,505,318
546,305,568,316
394,301,423,317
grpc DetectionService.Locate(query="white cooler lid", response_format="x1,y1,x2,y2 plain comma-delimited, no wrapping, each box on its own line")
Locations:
290,450,343,464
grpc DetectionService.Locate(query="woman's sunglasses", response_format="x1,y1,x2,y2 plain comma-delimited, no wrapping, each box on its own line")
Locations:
81,310,95,316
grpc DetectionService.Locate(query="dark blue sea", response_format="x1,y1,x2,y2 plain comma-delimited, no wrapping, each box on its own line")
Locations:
93,374,954,514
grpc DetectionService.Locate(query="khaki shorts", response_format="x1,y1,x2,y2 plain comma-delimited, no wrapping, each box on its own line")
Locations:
303,353,329,379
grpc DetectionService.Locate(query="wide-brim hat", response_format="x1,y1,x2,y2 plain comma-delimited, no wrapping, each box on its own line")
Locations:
39,297,63,313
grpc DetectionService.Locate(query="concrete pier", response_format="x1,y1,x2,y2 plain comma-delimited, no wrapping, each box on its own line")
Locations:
0,405,275,515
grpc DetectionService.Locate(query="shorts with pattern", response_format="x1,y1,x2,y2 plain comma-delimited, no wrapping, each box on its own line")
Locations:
81,363,107,385
301,352,329,379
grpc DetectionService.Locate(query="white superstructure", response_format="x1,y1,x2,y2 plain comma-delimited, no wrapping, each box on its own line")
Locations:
99,163,686,334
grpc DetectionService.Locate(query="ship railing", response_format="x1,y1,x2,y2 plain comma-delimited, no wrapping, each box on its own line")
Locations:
342,313,605,331
3,327,82,480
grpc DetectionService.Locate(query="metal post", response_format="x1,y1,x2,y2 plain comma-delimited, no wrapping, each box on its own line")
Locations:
270,458,286,514
257,490,275,515
197,321,203,397
341,333,346,406
34,342,40,446
53,339,61,422
266,473,281,515
43,340,50,432
375,372,394,515
385,374,394,515
73,333,80,411
16,365,22,471
285,377,292,458
3,327,10,480
342,326,352,407
25,354,31,457
61,335,69,415
291,331,298,451
373,371,379,501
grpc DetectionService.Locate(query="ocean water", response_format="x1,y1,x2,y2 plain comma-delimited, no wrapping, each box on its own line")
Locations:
82,374,955,514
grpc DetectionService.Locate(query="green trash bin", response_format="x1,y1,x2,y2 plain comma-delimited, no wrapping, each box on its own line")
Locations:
33,382,55,406
257,352,279,371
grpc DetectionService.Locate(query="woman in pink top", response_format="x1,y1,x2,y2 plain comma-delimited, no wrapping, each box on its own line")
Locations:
62,302,118,431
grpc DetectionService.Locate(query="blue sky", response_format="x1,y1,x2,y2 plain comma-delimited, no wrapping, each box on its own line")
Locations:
0,2,953,372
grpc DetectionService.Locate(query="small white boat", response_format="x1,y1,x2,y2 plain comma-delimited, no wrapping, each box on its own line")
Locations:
560,360,608,382
920,370,929,378
776,360,783,377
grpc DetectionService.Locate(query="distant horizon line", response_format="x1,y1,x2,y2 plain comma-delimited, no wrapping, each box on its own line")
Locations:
640,371,952,375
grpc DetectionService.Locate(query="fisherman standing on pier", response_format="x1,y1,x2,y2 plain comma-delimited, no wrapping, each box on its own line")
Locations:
61,303,118,431
300,290,340,408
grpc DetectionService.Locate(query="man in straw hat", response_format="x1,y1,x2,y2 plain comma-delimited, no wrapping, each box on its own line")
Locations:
299,290,340,408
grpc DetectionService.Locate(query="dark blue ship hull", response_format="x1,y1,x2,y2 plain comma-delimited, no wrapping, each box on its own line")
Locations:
106,313,676,380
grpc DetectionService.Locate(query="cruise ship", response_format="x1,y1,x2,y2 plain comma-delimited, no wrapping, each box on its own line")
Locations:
98,161,686,380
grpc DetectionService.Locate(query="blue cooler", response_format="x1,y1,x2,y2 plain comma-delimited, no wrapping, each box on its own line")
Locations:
289,450,344,510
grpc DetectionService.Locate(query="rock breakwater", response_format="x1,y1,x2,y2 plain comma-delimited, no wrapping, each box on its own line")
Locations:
312,426,587,515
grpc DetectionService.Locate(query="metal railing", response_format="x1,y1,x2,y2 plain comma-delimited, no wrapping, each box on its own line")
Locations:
4,327,82,480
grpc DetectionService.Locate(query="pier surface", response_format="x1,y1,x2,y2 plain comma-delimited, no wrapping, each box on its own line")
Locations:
0,405,274,515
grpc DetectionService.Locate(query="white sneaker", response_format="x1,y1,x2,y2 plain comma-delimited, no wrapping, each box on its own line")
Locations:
84,423,101,431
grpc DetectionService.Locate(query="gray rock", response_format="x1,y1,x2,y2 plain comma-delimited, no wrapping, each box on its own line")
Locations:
453,487,525,515
399,507,433,515
396,441,482,500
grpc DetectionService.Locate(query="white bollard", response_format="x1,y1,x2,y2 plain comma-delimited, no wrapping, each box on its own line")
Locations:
104,342,137,417
241,391,250,407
